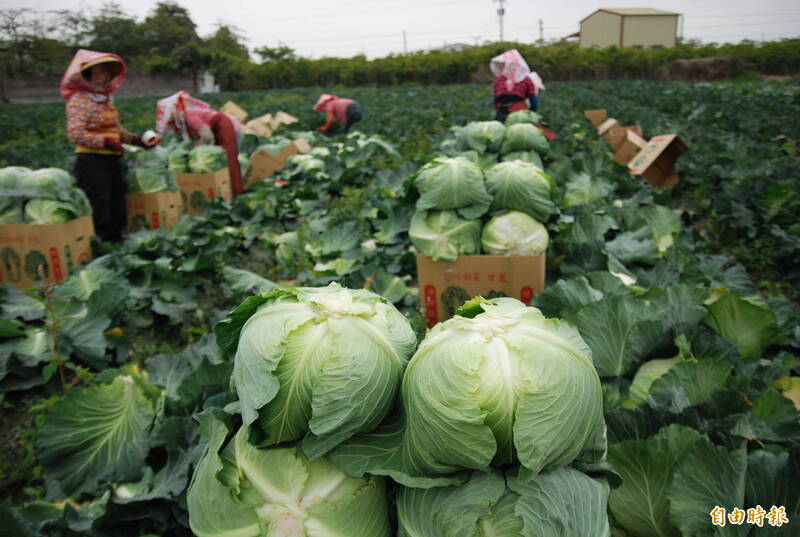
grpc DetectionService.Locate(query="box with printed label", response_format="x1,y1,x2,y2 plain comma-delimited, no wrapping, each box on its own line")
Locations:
628,134,689,189
416,254,546,328
125,191,184,232
0,215,95,289
176,167,232,215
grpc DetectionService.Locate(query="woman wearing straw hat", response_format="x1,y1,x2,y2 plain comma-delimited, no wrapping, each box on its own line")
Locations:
61,49,151,243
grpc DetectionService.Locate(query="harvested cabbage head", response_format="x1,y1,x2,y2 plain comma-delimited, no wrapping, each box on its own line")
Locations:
414,156,492,219
482,211,549,256
329,298,607,487
458,120,506,153
409,210,481,262
500,123,550,154
485,160,556,221
217,282,417,458
188,145,228,173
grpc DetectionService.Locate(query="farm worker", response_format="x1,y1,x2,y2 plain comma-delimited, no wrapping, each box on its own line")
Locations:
61,49,153,243
490,49,538,122
313,94,363,133
155,90,244,195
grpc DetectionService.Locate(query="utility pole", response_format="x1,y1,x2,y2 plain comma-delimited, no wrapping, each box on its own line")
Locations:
539,19,543,43
493,0,506,41
403,31,407,54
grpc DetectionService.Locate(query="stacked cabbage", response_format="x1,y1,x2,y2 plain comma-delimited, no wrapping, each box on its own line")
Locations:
191,287,610,536
0,167,91,225
124,144,179,193
409,152,554,261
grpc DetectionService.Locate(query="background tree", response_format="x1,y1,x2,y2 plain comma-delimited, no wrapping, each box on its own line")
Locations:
87,2,146,61
254,44,297,63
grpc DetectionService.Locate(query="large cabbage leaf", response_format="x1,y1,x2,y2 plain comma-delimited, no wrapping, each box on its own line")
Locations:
485,161,556,221
216,282,417,457
481,211,549,256
329,298,607,487
409,210,481,262
414,156,492,219
188,418,393,537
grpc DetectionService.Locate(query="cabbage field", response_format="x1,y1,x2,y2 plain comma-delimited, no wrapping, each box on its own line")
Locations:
0,80,799,536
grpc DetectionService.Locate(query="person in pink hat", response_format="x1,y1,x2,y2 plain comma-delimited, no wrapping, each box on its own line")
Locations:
490,49,540,123
155,90,244,195
61,49,151,242
313,94,363,133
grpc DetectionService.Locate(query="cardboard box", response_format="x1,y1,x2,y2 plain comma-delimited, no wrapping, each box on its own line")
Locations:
221,101,248,123
585,109,607,127
274,111,298,126
597,118,621,143
0,215,94,288
244,138,313,189
246,151,286,189
613,130,647,165
416,254,546,328
606,125,643,150
176,168,232,215
277,138,312,162
244,119,272,137
125,191,183,232
628,134,689,189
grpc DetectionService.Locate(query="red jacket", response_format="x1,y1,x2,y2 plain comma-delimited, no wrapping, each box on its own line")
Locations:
493,76,536,114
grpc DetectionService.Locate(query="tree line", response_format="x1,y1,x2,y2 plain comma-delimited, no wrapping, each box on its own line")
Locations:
2,1,799,93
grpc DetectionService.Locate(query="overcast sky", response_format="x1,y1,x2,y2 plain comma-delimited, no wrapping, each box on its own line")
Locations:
15,0,800,59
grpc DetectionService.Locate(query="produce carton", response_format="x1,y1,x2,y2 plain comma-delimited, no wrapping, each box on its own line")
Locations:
584,109,607,127
125,191,183,232
0,215,94,289
628,134,689,189
278,138,312,162
244,138,313,189
176,167,232,215
606,125,644,150
246,151,286,189
416,254,546,328
244,119,272,138
274,111,299,126
221,101,248,123
597,118,620,143
613,130,648,165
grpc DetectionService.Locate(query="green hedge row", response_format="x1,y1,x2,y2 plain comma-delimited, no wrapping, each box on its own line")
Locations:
210,40,800,91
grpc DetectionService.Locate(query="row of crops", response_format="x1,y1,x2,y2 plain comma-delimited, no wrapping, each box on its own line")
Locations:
0,81,798,535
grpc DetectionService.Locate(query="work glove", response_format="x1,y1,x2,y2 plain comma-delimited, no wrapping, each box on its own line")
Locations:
197,126,215,145
103,137,124,153
130,135,148,149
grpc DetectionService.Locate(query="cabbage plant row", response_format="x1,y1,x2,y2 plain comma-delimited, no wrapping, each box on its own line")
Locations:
0,82,798,536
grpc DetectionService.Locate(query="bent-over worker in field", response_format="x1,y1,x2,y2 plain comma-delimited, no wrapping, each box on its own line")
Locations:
155,90,244,195
490,49,540,123
62,49,154,243
313,94,363,133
